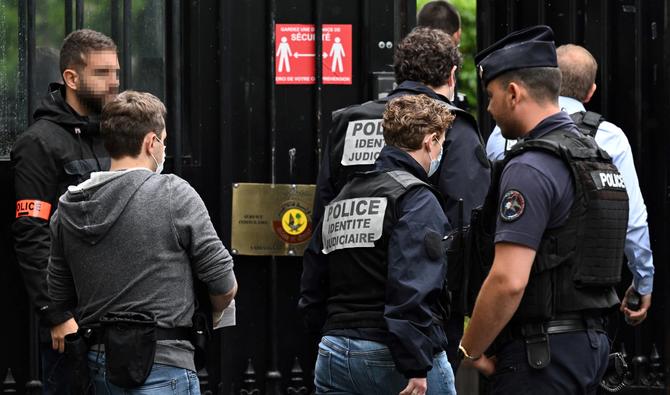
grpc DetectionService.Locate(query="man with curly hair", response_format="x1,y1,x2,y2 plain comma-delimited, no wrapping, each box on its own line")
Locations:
301,94,456,395
417,1,472,111
312,26,491,370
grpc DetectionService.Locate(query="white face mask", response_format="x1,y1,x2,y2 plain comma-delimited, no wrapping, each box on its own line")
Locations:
428,145,443,177
151,135,166,174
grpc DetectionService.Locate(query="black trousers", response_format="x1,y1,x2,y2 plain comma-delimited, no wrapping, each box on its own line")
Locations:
488,331,609,395
445,312,464,372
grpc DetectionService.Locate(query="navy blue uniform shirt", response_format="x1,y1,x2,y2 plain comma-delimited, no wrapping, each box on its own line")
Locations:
300,145,451,378
495,111,579,249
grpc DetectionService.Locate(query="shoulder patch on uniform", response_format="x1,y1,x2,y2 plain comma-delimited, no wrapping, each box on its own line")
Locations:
499,190,525,222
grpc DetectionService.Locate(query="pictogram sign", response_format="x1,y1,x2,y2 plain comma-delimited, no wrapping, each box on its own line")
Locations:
275,23,353,85
322,24,352,85
275,24,316,85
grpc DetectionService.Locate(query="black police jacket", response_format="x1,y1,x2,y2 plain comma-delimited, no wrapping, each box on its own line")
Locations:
301,146,450,378
11,83,110,327
313,81,490,227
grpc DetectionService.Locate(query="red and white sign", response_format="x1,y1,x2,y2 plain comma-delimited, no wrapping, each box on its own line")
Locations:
322,24,352,85
275,24,316,85
275,23,353,85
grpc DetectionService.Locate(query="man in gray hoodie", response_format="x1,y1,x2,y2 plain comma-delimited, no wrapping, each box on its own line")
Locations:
47,90,237,393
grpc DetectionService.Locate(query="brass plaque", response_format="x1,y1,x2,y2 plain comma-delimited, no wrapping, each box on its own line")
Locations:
231,183,316,256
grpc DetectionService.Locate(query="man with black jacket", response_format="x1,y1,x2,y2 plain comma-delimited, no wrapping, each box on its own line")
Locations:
301,94,456,395
313,27,490,368
11,29,119,393
314,27,489,229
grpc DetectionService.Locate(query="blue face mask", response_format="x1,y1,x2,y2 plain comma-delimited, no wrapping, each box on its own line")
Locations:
427,141,443,177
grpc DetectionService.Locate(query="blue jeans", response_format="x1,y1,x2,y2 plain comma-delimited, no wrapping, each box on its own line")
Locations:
88,351,201,394
314,335,456,395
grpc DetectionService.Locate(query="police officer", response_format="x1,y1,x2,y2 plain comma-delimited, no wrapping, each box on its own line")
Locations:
11,29,118,393
314,27,489,227
313,27,490,367
300,94,456,395
486,44,654,325
459,26,628,393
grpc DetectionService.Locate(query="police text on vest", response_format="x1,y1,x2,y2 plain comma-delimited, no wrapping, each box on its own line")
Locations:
591,170,626,190
341,120,385,166
322,197,387,254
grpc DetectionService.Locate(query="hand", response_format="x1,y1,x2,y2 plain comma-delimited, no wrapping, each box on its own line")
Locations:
51,318,78,353
463,354,497,377
620,285,651,326
399,377,427,395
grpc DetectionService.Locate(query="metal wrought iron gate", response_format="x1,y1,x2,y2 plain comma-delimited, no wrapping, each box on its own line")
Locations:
4,1,666,393
0,0,414,393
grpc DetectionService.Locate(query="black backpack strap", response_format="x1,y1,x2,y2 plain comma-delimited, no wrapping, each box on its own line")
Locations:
570,111,605,138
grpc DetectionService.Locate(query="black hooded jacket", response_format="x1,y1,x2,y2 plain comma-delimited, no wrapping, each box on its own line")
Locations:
11,83,110,327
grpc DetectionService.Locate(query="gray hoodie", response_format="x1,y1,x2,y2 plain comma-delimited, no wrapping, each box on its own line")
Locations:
48,168,236,372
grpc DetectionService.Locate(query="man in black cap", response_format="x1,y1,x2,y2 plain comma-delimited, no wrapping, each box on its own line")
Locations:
458,26,628,393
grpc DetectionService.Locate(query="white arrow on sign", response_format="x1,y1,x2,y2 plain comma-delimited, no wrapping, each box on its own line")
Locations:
294,52,315,58
293,52,331,58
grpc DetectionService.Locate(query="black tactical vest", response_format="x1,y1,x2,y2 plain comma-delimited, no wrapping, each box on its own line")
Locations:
328,97,478,193
321,170,440,331
474,129,628,322
328,101,387,193
570,110,605,138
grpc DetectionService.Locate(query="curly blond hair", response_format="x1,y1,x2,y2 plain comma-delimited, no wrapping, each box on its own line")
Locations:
382,95,454,150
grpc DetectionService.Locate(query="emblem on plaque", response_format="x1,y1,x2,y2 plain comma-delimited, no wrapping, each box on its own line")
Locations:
231,183,316,256
273,202,313,244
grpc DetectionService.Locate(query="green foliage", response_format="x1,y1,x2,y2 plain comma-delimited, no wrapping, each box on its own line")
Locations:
417,0,478,116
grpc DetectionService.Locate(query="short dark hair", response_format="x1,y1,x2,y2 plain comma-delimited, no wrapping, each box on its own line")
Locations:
557,44,597,102
417,1,461,35
101,91,166,159
497,67,562,104
393,27,462,87
383,94,454,150
60,29,116,74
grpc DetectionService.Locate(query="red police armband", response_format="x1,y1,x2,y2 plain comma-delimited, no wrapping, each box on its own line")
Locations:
16,199,52,220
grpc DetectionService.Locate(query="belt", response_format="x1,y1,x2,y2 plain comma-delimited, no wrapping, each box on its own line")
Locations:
506,313,607,370
83,326,192,344
510,312,606,339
